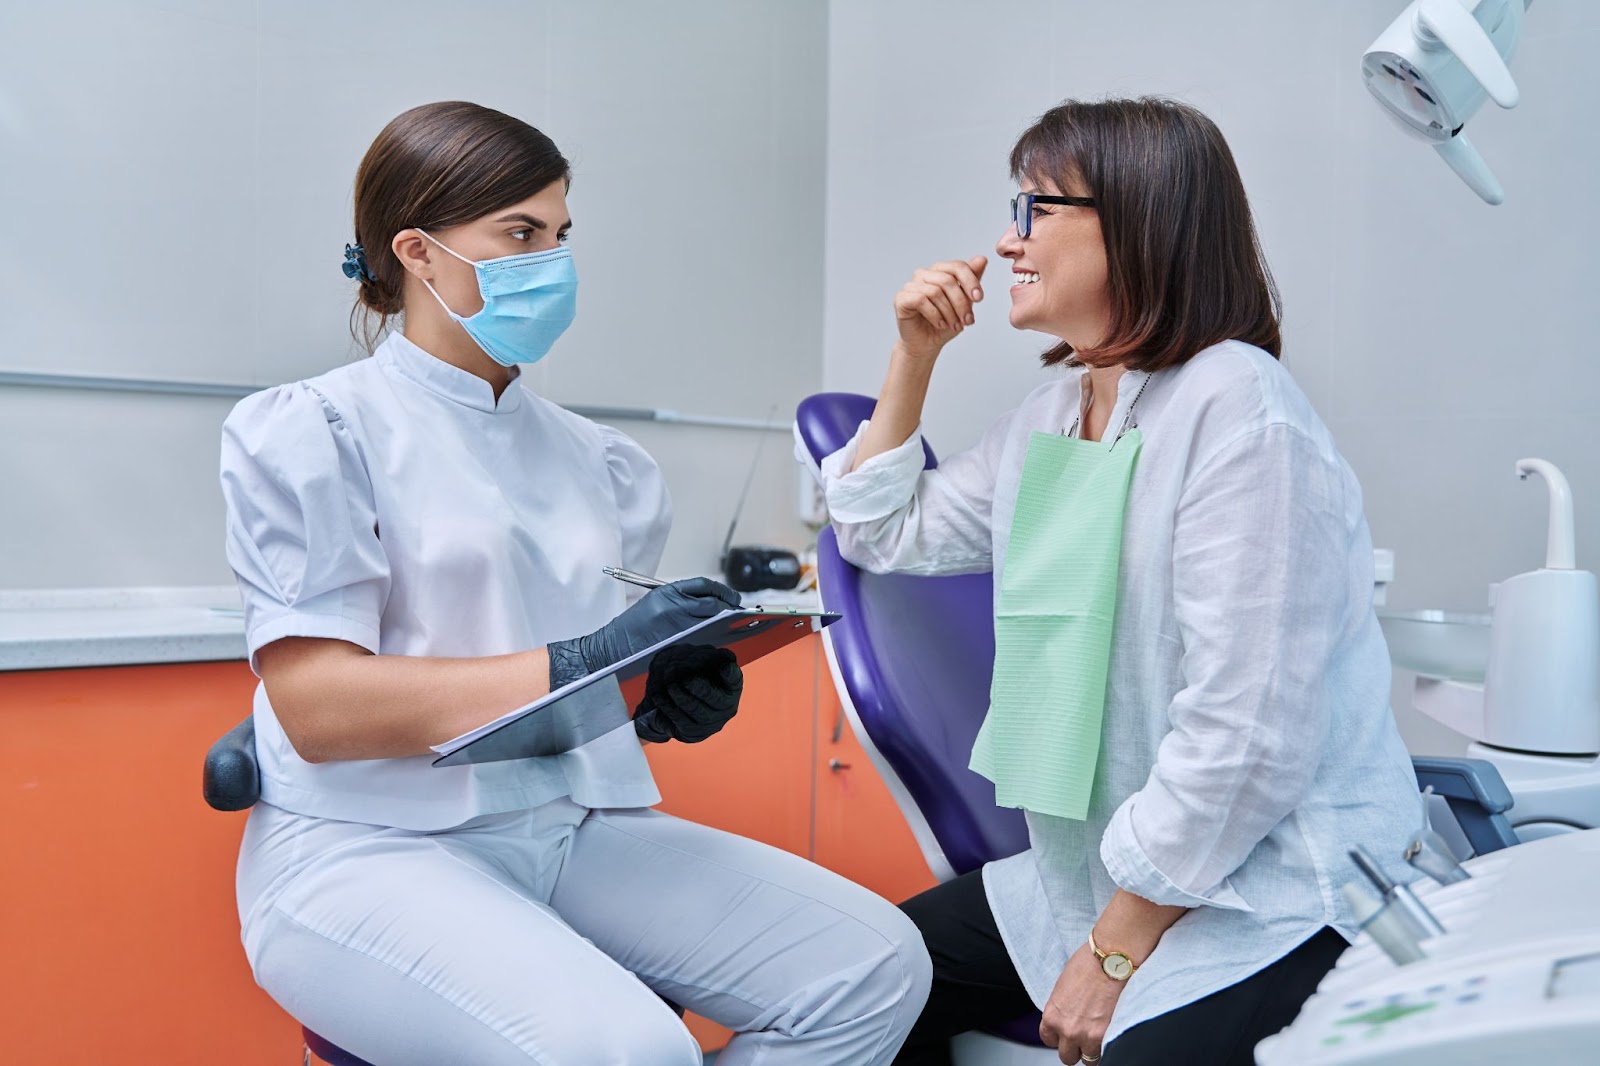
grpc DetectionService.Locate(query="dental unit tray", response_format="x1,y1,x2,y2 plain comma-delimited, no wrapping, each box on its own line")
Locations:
432,607,839,766
1256,830,1600,1065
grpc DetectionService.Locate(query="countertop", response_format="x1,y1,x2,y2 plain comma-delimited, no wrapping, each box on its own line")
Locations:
0,583,822,672
0,587,247,671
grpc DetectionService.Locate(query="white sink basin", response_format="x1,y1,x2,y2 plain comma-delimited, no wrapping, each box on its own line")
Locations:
1377,609,1492,682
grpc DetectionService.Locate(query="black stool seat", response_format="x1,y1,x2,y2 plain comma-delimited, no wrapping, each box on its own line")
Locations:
304,1028,379,1066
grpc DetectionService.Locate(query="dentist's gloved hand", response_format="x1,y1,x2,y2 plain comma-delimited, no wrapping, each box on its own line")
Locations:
546,577,742,692
632,644,743,744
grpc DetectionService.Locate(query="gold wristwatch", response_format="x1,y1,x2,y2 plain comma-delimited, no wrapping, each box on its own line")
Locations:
1087,929,1138,982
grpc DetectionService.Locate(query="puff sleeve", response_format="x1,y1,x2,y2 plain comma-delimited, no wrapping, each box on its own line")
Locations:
220,383,391,672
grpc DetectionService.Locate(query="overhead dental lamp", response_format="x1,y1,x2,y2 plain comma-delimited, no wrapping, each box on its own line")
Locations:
1361,0,1531,204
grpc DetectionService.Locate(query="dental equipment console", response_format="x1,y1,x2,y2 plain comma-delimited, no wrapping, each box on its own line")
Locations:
1257,829,1600,1065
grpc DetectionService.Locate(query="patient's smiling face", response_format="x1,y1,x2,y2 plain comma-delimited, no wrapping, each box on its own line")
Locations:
995,174,1111,352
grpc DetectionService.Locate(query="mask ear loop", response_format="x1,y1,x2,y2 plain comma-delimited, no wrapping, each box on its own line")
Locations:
414,230,478,321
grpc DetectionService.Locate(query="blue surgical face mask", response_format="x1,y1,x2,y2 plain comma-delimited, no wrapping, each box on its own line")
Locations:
418,232,577,367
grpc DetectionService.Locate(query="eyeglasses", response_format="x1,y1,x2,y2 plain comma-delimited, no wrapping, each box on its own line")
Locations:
1010,193,1096,239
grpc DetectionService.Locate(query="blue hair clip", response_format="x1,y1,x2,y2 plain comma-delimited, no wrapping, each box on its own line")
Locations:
342,243,374,282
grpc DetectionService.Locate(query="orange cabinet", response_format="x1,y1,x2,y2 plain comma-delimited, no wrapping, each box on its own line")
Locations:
643,637,816,860
646,633,936,902
0,662,299,1065
813,679,939,906
1,637,933,1061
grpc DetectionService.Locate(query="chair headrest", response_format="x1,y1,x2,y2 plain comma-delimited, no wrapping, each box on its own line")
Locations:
795,393,939,471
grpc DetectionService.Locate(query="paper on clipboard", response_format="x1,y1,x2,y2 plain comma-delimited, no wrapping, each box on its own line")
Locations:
431,606,839,767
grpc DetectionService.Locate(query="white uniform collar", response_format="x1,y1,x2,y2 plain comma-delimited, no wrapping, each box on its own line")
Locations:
375,331,525,415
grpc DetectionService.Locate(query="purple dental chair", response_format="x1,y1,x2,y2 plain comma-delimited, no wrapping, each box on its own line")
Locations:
793,391,1521,1065
794,392,1049,1061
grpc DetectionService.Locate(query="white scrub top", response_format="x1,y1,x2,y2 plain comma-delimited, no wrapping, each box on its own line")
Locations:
220,331,669,830
811,340,1422,1044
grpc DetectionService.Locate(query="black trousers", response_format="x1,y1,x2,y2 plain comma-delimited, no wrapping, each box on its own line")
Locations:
893,870,1349,1066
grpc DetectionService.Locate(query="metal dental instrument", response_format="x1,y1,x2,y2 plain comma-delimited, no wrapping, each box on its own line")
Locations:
602,566,667,591
1350,845,1447,939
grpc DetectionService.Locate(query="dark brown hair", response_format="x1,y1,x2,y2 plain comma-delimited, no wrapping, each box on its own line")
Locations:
1010,97,1281,371
349,101,570,350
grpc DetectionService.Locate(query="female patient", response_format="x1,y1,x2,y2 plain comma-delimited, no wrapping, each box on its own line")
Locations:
816,97,1419,1065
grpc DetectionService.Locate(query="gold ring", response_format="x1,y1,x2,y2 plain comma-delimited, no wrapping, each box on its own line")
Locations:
1081,1055,1101,1063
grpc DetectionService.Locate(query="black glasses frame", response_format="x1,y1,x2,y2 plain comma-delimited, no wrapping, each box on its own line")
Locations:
1011,193,1096,238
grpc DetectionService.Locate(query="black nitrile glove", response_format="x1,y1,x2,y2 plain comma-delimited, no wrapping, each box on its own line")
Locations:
547,577,741,692
633,644,743,744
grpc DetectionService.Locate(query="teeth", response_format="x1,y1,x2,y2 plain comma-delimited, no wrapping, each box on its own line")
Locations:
1012,271,1040,284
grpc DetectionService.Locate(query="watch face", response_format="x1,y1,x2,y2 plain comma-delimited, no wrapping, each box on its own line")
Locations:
1102,953,1134,981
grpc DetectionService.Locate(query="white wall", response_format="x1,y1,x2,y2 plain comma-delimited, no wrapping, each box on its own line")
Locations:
0,0,826,587
823,0,1600,754
6,1,1595,755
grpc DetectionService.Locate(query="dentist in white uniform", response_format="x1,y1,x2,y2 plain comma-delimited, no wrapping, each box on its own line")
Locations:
222,100,930,1066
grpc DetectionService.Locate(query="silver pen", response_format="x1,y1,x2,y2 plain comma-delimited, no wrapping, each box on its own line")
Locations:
602,565,667,591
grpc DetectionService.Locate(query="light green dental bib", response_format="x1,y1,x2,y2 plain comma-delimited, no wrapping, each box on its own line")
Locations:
969,426,1141,820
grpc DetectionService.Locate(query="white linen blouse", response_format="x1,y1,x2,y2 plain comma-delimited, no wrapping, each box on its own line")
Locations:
811,340,1421,1043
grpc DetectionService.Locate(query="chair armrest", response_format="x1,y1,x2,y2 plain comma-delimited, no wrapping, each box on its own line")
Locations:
203,715,261,812
1411,755,1519,855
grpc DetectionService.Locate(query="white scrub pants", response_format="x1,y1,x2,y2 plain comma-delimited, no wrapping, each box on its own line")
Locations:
237,798,932,1065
